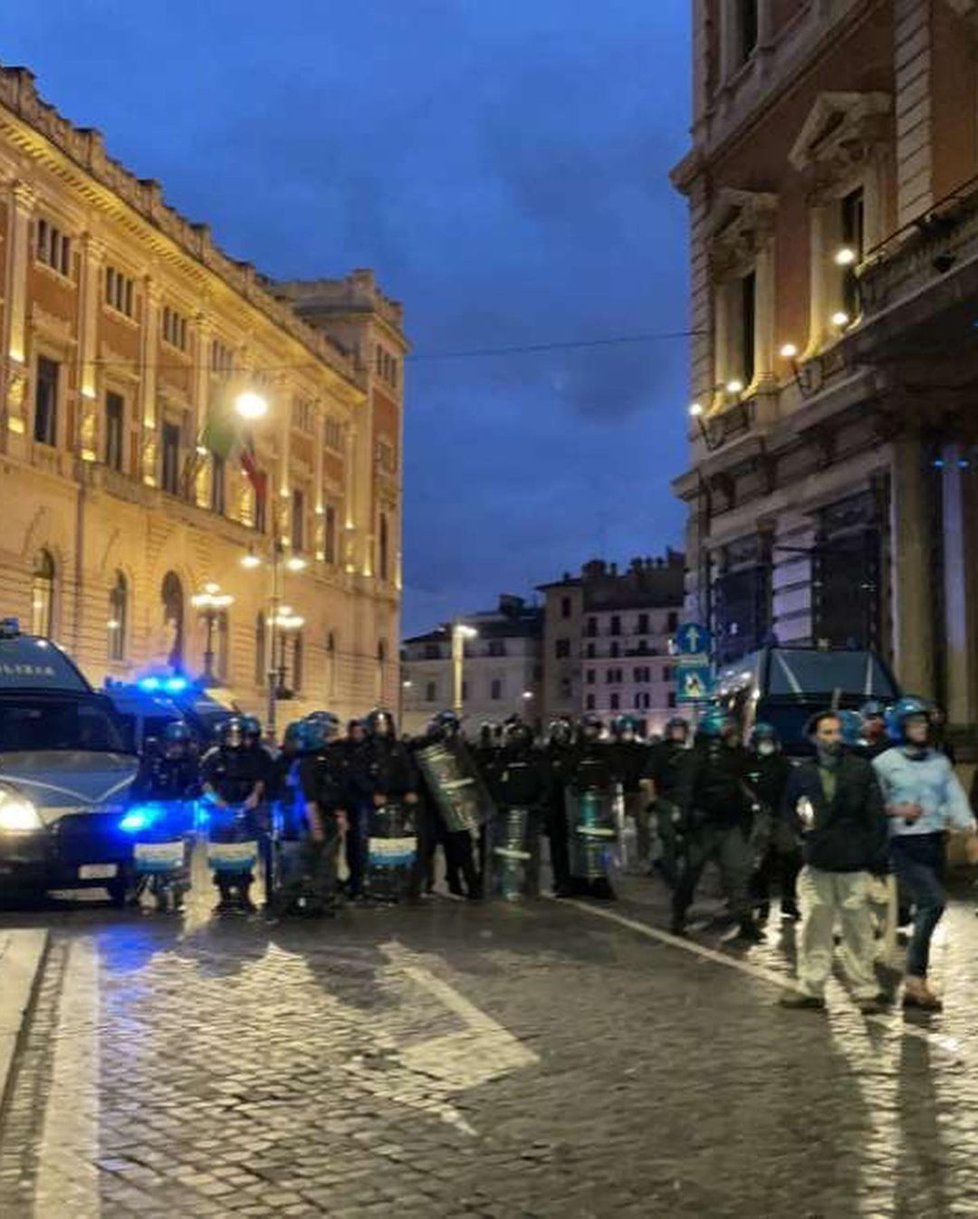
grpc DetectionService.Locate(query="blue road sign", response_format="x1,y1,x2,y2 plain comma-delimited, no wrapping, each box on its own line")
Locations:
675,623,711,656
675,663,713,703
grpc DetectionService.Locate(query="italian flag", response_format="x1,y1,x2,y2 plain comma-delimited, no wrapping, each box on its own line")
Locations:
201,387,267,504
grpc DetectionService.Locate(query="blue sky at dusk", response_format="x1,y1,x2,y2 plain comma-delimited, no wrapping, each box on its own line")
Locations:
1,1,692,635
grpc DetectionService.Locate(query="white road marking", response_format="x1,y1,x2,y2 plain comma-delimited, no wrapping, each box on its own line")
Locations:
34,938,101,1219
553,897,964,1059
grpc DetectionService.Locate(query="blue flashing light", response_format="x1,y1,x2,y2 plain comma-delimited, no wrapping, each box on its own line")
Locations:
164,677,189,694
932,458,946,469
119,805,160,834
138,677,161,692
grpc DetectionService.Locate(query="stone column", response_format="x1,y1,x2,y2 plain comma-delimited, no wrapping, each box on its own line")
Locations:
753,237,777,390
140,280,161,485
192,316,211,508
77,234,105,462
313,401,325,560
941,444,977,728
3,181,36,449
890,434,935,696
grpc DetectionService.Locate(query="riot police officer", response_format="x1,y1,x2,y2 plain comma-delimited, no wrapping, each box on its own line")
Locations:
484,718,550,899
608,715,648,872
342,718,374,899
565,714,617,900
201,716,267,914
640,716,689,885
670,709,761,941
859,700,891,759
295,713,348,914
543,718,576,897
473,721,503,775
135,720,200,803
130,720,200,912
745,722,799,923
361,709,419,901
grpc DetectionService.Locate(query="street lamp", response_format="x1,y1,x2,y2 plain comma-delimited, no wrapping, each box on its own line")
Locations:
450,622,478,718
190,582,234,684
234,390,269,420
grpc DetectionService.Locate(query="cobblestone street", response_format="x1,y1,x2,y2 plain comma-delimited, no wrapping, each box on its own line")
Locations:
3,872,978,1218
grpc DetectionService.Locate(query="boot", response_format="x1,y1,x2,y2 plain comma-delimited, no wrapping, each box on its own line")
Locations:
734,918,764,943
902,975,943,1011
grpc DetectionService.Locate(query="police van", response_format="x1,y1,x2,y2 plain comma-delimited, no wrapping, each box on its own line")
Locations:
0,618,139,902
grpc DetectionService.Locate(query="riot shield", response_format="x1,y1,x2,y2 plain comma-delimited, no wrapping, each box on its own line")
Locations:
415,738,495,834
489,805,541,901
565,785,618,880
365,801,417,903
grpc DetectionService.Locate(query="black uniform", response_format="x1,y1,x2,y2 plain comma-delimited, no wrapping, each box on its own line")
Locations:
200,745,267,909
343,732,374,898
543,736,575,896
671,738,757,935
296,741,349,912
642,739,688,886
485,741,551,898
408,727,482,899
565,738,617,900
362,733,419,901
745,751,799,918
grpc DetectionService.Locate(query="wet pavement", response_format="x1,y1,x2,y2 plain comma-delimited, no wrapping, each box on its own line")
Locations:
2,859,978,1218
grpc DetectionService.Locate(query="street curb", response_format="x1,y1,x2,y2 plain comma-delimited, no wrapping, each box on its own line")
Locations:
0,929,49,1118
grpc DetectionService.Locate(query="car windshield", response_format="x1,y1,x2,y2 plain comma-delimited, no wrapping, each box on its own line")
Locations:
0,696,129,754
767,650,898,699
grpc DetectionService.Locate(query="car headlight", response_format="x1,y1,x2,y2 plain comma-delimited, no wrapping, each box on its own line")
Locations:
119,805,161,834
0,797,43,832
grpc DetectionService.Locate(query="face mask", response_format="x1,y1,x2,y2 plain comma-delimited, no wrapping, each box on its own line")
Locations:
757,741,776,757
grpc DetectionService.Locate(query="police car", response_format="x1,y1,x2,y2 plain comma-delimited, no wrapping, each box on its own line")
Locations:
0,618,139,902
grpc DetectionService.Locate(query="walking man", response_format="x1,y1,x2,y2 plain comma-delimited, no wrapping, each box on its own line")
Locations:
779,711,888,1014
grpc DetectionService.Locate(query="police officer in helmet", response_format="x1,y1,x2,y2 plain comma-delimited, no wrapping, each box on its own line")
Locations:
640,716,689,885
670,708,761,941
746,722,799,923
295,712,348,914
608,714,649,872
201,716,267,913
543,717,576,897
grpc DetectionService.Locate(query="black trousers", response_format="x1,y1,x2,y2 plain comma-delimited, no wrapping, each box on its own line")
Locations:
444,828,482,897
545,797,571,893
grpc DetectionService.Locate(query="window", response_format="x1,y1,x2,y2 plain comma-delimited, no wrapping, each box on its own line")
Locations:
31,551,55,637
376,439,397,475
323,417,343,452
585,694,595,711
161,571,184,670
663,665,673,682
105,392,124,471
293,397,315,434
738,0,759,64
324,504,337,564
610,693,620,711
633,667,650,683
461,681,469,701
606,669,615,684
211,454,226,514
325,631,336,697
740,269,756,387
36,218,71,276
255,613,267,686
292,633,304,693
161,423,181,495
378,512,389,581
425,681,438,702
667,611,679,632
254,485,267,535
561,596,571,619
210,339,234,377
491,679,503,700
162,306,188,351
105,266,134,317
555,638,571,659
586,617,597,637
488,640,506,658
610,616,621,636
292,489,305,552
841,187,865,319
637,612,649,635
34,357,59,446
423,643,441,659
586,670,595,685
610,642,620,659
107,572,127,662
668,692,677,709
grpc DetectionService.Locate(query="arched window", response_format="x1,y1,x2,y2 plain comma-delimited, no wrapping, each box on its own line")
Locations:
378,513,389,582
254,612,266,687
107,571,127,661
161,571,184,670
376,638,387,700
31,551,55,637
215,612,230,683
292,632,304,693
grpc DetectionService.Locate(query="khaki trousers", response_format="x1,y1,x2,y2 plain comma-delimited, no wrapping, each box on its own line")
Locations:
796,866,878,1000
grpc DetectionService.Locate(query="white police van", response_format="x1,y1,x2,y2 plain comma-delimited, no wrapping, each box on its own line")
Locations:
0,618,139,902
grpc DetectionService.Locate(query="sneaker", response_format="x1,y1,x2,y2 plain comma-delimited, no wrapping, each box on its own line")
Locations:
780,900,801,922
857,994,889,1015
902,977,943,1011
779,991,825,1010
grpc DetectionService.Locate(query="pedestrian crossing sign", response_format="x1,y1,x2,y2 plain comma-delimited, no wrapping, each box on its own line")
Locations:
675,662,712,703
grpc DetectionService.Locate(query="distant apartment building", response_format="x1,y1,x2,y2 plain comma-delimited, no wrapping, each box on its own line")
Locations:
400,595,543,735
538,553,685,735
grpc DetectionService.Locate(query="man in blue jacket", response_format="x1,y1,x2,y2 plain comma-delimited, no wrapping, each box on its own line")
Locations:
873,696,978,1011
779,711,888,1014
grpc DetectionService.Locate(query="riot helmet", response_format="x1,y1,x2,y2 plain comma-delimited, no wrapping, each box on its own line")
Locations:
281,720,304,755
579,714,604,743
163,720,192,757
365,708,395,738
241,714,262,744
433,709,461,739
221,716,245,750
664,716,689,745
347,718,367,744
611,715,640,742
836,709,864,748
748,721,780,756
547,718,573,748
301,712,340,752
696,707,738,744
885,696,932,745
503,718,534,752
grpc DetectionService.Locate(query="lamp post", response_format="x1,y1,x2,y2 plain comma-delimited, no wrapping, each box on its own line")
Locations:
272,607,305,699
451,622,478,718
399,678,412,729
190,583,234,684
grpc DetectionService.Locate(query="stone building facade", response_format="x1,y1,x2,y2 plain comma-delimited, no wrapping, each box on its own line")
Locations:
400,596,543,736
0,65,404,724
538,554,685,735
672,1,978,745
